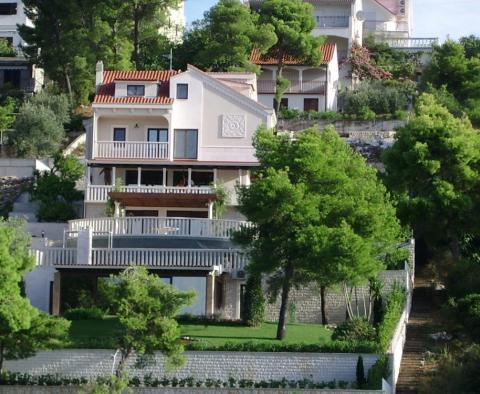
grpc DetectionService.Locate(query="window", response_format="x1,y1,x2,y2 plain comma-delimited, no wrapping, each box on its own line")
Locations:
147,128,168,142
3,69,20,88
142,170,163,186
127,85,145,96
304,98,319,112
176,83,188,99
0,3,17,15
174,129,198,159
113,127,126,141
191,171,214,186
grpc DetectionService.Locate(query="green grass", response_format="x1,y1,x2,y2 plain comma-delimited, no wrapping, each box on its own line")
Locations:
68,318,332,349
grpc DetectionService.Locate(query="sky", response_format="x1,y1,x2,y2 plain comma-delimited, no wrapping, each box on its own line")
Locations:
184,0,480,42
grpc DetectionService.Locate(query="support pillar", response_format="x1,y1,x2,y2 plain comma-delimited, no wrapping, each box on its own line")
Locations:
77,228,93,265
163,167,167,188
208,201,214,219
112,166,116,186
137,167,142,187
52,271,61,316
206,273,215,316
213,168,218,187
188,168,192,188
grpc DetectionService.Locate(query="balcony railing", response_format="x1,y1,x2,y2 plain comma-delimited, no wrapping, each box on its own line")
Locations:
257,80,326,94
96,141,169,160
86,185,215,202
377,37,438,49
68,217,248,239
34,247,247,271
316,16,349,28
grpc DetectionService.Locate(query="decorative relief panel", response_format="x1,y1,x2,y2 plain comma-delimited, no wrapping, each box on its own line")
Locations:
222,115,246,138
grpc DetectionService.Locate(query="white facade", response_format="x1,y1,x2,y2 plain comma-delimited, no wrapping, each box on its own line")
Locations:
0,0,31,49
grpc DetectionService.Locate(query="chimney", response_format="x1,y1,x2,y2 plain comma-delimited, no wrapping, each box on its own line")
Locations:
95,60,104,90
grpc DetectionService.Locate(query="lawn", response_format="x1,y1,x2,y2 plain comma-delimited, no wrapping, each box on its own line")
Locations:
68,318,332,349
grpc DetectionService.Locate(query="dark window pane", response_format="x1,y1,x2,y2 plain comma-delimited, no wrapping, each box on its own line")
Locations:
3,69,20,88
127,85,145,96
186,130,197,159
141,171,163,186
125,170,138,185
304,98,319,112
191,171,214,186
174,130,197,159
113,128,126,141
176,84,188,99
0,3,17,15
147,128,168,142
173,171,188,186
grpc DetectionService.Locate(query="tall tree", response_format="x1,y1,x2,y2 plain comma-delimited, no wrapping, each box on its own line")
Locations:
104,266,194,375
176,0,276,72
236,127,403,339
257,0,324,113
0,218,69,371
383,93,480,259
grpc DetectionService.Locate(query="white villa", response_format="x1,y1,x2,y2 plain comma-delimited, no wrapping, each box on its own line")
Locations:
0,0,43,93
251,43,339,112
28,62,276,320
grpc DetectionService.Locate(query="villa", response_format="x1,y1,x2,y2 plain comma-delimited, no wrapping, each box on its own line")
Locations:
27,62,276,320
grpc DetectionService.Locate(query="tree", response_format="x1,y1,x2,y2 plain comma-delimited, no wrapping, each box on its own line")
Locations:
382,94,480,259
104,266,194,375
176,0,276,72
242,274,265,327
31,153,84,221
0,218,69,371
258,0,324,113
235,126,403,339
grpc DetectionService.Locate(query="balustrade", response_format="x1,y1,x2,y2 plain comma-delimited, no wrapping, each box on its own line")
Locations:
96,141,169,160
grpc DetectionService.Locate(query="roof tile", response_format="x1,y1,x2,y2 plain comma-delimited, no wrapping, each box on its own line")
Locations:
250,43,336,66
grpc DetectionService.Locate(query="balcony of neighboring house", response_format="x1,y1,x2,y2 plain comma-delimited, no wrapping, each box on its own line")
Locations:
257,67,327,95
376,37,439,51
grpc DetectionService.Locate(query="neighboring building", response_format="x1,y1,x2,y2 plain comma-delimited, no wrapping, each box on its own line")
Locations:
251,43,339,112
0,0,43,93
28,62,276,319
159,0,186,43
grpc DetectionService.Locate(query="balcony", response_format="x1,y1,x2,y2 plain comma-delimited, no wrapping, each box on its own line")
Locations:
96,141,169,160
316,16,349,28
68,217,249,239
86,185,215,203
257,80,326,95
33,247,247,271
378,37,438,50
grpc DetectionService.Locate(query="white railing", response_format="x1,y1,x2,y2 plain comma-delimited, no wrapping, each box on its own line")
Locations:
316,16,349,28
379,37,438,49
34,247,247,271
86,185,215,202
91,248,246,269
69,217,248,239
33,248,76,266
96,141,169,160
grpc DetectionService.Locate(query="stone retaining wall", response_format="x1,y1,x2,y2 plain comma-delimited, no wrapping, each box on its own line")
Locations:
5,351,379,385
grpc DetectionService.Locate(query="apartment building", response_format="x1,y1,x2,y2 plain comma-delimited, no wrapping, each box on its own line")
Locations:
28,62,276,320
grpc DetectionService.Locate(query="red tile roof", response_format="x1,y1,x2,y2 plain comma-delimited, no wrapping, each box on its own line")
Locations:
250,43,336,66
94,70,181,105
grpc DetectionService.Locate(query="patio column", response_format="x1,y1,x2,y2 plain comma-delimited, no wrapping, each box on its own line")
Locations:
77,228,93,266
86,166,91,186
51,272,61,316
208,201,214,219
188,168,192,188
137,167,142,187
111,166,116,186
206,273,215,316
299,68,304,93
213,168,218,187
163,167,167,188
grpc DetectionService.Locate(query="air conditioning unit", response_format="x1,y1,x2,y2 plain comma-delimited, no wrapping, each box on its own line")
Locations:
231,269,246,280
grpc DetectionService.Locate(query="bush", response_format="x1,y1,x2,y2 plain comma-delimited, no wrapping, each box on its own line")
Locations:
341,80,412,117
356,355,366,387
63,307,104,321
242,275,265,327
279,107,302,120
365,355,390,389
332,318,377,342
37,201,77,222
452,293,480,340
377,284,406,351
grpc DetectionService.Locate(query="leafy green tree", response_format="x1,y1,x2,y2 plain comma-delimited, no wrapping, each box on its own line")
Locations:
242,274,265,327
258,0,324,113
383,94,480,259
177,0,276,72
31,153,84,221
236,126,403,339
104,266,195,375
9,102,64,158
0,218,69,371
0,98,15,136
30,89,71,125
0,38,15,57
460,35,480,59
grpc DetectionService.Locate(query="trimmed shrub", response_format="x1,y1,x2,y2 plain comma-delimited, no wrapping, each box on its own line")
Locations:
63,306,104,320
242,274,265,327
356,355,366,387
332,318,377,342
365,355,390,389
452,293,480,340
377,284,406,351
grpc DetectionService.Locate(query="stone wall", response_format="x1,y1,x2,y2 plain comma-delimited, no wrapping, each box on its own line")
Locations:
265,269,409,324
5,350,379,385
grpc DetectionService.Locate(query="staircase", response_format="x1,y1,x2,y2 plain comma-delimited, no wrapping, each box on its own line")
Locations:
396,276,433,393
